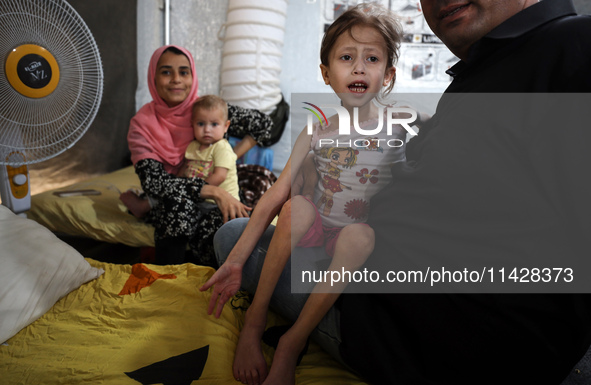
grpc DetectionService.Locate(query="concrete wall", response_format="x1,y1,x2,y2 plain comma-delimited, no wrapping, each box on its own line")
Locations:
136,0,228,108
574,0,591,14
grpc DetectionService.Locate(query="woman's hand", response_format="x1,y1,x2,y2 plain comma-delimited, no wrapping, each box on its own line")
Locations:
201,185,252,222
232,135,257,159
199,261,243,318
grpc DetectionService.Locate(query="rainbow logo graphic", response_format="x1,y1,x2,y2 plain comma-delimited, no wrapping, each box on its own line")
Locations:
302,102,328,126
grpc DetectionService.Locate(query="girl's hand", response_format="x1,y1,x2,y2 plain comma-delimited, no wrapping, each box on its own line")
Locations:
199,262,243,318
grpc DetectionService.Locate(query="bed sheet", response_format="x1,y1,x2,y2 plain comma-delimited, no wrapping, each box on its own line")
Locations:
0,259,367,385
27,166,155,247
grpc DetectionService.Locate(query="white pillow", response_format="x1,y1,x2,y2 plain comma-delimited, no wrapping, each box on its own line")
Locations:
0,205,104,343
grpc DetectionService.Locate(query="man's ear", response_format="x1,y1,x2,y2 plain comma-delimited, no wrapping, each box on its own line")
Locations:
383,66,396,87
320,64,330,85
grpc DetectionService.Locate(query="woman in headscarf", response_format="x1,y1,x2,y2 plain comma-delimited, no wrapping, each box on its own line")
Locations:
125,45,272,267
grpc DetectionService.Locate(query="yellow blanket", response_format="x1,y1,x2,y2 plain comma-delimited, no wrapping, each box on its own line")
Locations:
0,260,366,385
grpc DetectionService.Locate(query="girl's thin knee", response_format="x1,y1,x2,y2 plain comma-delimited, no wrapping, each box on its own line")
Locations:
334,225,375,264
291,195,316,221
342,224,374,243
275,200,292,231
290,195,317,234
277,196,315,229
277,199,293,220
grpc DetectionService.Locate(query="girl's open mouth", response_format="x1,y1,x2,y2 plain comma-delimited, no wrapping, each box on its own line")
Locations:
348,82,368,93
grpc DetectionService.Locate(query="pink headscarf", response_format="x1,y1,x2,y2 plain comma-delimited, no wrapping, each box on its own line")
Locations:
127,45,199,174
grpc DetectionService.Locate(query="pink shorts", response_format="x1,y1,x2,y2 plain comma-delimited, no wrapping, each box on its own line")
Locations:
294,195,368,257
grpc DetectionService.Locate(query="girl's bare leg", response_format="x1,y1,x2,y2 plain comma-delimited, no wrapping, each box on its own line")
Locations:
262,224,375,385
234,196,316,385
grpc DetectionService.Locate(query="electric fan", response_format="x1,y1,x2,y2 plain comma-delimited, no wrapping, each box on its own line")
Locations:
0,0,103,215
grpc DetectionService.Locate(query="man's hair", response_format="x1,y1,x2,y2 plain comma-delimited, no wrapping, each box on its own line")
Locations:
320,2,403,95
192,95,229,121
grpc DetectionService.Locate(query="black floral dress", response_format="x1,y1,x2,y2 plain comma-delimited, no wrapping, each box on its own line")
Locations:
136,104,273,267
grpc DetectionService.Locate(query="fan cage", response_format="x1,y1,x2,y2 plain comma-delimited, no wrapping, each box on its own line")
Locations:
0,0,103,166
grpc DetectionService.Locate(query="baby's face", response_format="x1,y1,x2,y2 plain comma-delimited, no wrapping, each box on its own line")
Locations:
192,107,229,147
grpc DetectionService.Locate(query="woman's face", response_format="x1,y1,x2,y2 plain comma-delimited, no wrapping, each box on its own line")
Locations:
154,50,193,107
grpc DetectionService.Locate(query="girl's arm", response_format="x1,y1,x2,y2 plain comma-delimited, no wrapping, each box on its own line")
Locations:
200,127,313,317
292,153,318,200
224,126,313,265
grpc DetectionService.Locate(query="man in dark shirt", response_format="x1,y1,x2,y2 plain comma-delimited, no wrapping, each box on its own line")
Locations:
339,0,591,384
209,0,591,384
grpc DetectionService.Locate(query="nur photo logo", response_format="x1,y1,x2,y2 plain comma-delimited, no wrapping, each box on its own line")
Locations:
302,102,419,148
302,102,328,127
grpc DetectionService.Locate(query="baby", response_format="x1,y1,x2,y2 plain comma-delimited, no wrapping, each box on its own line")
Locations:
178,95,240,205
121,95,239,217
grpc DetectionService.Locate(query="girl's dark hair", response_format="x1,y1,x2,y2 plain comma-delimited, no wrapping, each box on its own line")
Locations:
320,2,403,95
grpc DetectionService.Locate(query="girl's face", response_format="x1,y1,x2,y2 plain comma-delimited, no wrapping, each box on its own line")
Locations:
320,25,395,109
154,50,193,107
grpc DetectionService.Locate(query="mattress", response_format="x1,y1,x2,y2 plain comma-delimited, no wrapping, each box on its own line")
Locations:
27,166,155,247
0,259,367,385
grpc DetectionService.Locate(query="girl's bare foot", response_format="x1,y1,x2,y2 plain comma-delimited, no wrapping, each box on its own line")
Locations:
262,330,307,385
234,308,268,384
119,190,150,219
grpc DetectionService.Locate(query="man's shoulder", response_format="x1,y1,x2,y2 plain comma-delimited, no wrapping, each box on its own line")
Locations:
545,13,591,35
540,14,591,68
529,13,591,89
